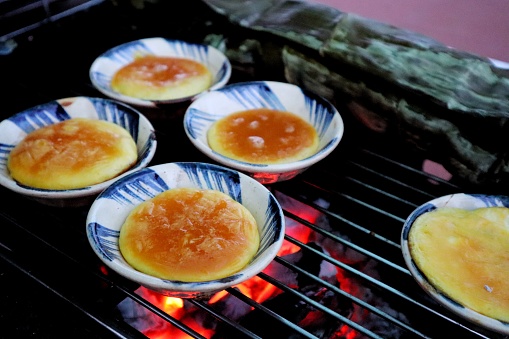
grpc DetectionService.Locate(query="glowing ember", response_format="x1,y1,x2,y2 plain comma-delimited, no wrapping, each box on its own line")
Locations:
117,193,405,338
163,297,184,317
117,193,326,338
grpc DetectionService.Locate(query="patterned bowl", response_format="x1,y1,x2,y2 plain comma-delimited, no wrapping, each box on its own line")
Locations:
86,162,285,298
89,37,232,107
183,81,344,184
0,96,157,207
401,193,509,335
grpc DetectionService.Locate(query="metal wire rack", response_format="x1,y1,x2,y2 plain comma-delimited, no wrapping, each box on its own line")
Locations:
0,1,505,338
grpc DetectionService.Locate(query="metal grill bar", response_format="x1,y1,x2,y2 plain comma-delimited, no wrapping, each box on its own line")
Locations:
0,0,105,41
226,286,316,339
190,298,261,338
270,156,495,338
258,272,379,339
283,210,404,269
274,255,422,338
0,1,506,339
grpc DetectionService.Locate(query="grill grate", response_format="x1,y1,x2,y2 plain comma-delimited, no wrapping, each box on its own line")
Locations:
0,1,505,338
0,0,105,42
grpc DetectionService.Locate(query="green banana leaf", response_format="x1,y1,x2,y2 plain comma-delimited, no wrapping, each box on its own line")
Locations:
203,0,509,117
201,0,509,189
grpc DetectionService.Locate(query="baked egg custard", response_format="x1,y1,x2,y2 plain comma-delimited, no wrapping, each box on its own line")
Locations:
119,187,260,282
7,118,138,190
111,55,213,101
207,108,319,164
409,206,509,322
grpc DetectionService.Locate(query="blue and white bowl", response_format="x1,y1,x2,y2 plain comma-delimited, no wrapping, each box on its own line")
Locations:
183,81,344,184
0,96,157,207
89,37,232,107
401,193,509,335
86,162,285,298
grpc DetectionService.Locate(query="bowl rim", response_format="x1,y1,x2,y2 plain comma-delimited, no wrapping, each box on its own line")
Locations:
86,161,286,296
401,192,509,334
89,37,232,107
0,96,157,200
183,80,344,174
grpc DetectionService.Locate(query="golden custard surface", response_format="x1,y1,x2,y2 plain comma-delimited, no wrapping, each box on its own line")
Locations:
7,118,137,190
111,55,212,100
207,108,319,164
119,187,260,282
409,206,509,322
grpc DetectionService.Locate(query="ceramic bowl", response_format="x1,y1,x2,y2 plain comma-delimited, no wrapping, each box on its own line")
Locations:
86,162,285,298
89,37,232,107
183,81,344,184
0,96,157,208
401,193,509,335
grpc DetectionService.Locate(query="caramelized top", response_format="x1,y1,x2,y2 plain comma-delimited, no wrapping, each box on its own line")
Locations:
111,55,211,91
7,118,137,189
207,108,319,164
119,188,260,282
409,206,509,322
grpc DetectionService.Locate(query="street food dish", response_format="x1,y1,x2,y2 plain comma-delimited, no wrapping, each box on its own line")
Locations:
207,108,319,165
0,96,156,207
119,187,260,282
402,193,509,334
8,118,138,190
184,81,344,184
86,162,285,298
111,55,213,101
90,37,231,107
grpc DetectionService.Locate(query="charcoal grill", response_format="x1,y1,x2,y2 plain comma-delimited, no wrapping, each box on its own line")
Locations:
0,1,506,338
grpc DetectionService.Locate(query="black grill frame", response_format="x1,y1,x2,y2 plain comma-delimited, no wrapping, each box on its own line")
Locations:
0,1,505,338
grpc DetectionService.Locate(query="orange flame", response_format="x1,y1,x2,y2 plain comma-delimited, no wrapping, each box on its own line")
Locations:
136,198,358,339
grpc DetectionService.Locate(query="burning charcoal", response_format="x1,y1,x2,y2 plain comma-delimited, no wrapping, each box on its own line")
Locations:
213,291,315,338
213,284,354,338
294,242,330,287
213,243,355,338
207,289,255,321
117,297,165,333
299,288,353,338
